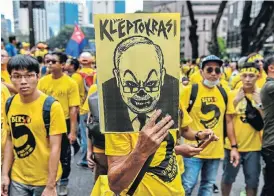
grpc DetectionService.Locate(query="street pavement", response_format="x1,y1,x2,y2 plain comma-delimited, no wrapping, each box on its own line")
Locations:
68,153,264,196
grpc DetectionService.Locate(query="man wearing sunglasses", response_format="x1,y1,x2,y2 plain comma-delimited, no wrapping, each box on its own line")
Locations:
181,55,240,196
38,52,80,196
222,62,263,196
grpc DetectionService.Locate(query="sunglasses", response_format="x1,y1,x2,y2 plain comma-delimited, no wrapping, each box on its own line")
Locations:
254,59,264,64
206,67,221,74
46,59,59,64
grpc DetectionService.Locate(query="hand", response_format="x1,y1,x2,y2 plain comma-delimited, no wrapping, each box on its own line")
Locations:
234,87,245,105
1,176,10,196
41,186,57,196
68,132,77,144
87,150,96,171
230,148,240,167
174,144,202,157
198,129,219,141
136,109,174,159
252,89,261,104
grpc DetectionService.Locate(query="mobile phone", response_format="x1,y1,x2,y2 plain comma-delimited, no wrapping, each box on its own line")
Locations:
196,134,214,149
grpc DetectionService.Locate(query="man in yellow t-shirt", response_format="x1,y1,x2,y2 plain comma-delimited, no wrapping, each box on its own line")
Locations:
1,83,11,163
222,62,263,196
1,49,17,94
181,55,240,196
1,55,66,196
38,52,80,195
104,104,217,196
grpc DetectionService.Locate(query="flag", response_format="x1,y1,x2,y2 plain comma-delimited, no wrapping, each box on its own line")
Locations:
65,25,88,57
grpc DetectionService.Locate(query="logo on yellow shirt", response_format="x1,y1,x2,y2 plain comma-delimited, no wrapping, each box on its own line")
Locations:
11,115,36,159
200,97,220,129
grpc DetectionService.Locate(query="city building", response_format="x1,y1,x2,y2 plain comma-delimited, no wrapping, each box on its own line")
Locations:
60,2,79,28
227,1,274,59
46,2,60,37
1,14,9,40
6,19,12,34
86,0,125,24
143,1,228,59
33,8,48,42
13,1,48,43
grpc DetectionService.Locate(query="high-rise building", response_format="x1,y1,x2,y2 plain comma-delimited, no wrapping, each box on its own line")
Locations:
85,0,125,24
13,1,48,42
33,8,48,42
6,19,12,34
60,2,79,28
226,1,273,59
143,1,228,59
1,14,9,40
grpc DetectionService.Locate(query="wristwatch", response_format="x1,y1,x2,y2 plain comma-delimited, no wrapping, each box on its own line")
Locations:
231,144,238,149
255,103,263,109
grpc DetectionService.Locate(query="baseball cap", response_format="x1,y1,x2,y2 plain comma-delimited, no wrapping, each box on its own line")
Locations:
200,55,223,69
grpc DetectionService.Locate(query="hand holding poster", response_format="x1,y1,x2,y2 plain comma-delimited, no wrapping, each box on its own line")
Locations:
95,13,180,133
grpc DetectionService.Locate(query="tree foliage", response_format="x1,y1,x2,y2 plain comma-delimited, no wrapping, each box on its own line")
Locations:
241,1,274,55
208,1,227,57
217,37,227,58
47,25,74,49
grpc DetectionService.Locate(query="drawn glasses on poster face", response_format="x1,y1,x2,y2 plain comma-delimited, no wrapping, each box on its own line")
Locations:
117,69,161,94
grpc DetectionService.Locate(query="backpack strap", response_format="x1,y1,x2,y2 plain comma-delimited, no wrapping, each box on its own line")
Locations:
216,85,228,107
187,84,198,113
216,85,228,141
43,96,56,137
5,95,16,124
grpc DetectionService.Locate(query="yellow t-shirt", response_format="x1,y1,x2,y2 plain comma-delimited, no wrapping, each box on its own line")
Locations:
1,70,11,84
71,73,86,115
224,90,262,151
1,84,11,162
105,130,184,196
3,93,66,186
256,71,267,89
180,82,235,159
82,84,98,112
38,74,80,119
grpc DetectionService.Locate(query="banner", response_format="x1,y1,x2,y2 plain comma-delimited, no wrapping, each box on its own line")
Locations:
95,13,180,133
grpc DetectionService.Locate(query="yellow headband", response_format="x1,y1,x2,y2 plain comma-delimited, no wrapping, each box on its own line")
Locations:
247,54,263,63
240,67,259,75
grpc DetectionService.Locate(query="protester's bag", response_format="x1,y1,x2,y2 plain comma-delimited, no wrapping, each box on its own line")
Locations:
245,96,264,131
86,92,105,149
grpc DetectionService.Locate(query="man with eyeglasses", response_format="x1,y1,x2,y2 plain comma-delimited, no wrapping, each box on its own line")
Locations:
1,49,17,94
222,62,263,196
181,55,240,196
1,55,66,196
38,52,80,196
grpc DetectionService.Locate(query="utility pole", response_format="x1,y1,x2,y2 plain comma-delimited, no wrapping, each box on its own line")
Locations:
28,1,35,47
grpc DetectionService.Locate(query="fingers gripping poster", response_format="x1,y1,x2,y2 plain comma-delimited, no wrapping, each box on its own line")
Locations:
95,13,180,133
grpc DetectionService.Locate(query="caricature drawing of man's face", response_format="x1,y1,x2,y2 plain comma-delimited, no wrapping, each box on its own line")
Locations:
114,44,166,114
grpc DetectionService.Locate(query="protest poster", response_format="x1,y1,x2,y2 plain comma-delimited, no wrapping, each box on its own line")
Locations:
94,13,180,133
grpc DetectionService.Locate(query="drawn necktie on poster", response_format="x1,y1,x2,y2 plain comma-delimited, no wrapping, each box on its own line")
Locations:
94,13,180,133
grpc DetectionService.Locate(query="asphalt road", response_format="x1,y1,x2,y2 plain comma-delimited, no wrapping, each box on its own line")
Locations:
67,153,264,196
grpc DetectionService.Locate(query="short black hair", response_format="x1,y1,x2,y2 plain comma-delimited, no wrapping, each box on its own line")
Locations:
9,36,16,43
51,52,67,64
241,62,260,72
191,59,196,64
70,58,80,71
36,56,44,64
7,55,40,75
264,55,274,74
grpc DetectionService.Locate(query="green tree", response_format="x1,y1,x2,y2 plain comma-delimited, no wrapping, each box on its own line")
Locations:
217,37,227,58
47,25,74,49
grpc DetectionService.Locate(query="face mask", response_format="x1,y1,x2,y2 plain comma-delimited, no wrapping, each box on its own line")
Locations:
203,79,220,88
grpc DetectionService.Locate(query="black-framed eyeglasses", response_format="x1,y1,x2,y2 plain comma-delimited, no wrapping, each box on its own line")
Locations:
45,59,59,64
11,73,37,81
206,67,221,74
